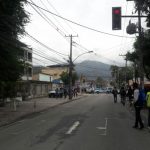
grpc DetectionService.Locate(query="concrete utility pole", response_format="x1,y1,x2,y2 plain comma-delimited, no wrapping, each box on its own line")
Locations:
66,35,78,100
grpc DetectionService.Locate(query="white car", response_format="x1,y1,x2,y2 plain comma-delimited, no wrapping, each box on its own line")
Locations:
86,87,94,94
94,88,104,94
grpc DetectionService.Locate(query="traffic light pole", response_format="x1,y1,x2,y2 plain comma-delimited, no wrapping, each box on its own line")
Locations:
137,2,144,88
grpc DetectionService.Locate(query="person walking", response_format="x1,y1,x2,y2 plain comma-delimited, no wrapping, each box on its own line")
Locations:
133,86,145,129
112,87,118,103
146,90,150,130
127,86,133,107
64,88,68,99
120,86,126,106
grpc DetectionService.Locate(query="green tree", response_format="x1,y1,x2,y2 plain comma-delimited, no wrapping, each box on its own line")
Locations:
60,71,78,86
0,0,29,103
126,30,150,80
131,1,150,80
134,0,150,27
96,76,106,87
110,65,134,87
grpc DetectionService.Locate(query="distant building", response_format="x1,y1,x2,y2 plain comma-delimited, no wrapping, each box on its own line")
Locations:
42,64,69,80
33,73,53,82
33,64,69,90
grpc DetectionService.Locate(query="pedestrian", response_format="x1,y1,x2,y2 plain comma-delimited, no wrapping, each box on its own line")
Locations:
120,86,126,106
74,88,78,97
133,85,145,129
112,87,118,103
55,88,59,98
127,86,133,107
146,90,150,130
64,88,68,99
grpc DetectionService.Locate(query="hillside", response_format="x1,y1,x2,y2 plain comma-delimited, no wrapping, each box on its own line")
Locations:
74,60,112,80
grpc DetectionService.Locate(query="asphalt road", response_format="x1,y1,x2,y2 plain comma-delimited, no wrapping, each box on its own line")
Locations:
0,94,149,150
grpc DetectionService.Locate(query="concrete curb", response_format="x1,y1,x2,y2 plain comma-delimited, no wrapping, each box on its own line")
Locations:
0,95,87,128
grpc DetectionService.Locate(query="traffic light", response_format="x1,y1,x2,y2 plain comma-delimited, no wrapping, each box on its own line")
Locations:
112,7,121,30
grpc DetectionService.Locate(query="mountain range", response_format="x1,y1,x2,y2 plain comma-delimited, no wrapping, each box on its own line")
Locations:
74,60,112,80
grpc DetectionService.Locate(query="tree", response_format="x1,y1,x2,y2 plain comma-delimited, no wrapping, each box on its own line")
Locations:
0,0,29,103
96,76,106,87
126,30,150,80
60,71,78,86
132,1,150,80
134,0,150,27
110,65,134,87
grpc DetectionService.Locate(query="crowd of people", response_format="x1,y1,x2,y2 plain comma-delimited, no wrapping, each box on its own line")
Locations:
54,87,78,99
112,83,150,131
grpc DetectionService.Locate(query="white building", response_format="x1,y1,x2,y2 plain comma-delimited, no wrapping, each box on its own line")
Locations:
21,47,33,81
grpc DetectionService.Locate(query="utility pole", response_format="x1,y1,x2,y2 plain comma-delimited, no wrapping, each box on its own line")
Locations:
66,35,78,100
119,54,127,84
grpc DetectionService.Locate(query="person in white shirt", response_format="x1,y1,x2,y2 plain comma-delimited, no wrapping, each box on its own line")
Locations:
134,88,139,102
133,83,144,129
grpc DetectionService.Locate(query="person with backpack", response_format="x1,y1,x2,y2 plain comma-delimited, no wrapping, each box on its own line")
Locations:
120,86,126,106
146,90,150,130
133,87,145,129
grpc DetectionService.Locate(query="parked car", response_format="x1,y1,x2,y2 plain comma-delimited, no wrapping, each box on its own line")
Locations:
106,87,113,93
48,89,63,98
86,87,94,94
94,88,104,94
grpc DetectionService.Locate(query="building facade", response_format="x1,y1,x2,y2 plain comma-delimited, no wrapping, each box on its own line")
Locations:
21,47,33,81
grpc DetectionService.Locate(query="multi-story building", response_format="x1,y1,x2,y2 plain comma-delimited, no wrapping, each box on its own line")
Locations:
42,64,69,80
21,47,33,81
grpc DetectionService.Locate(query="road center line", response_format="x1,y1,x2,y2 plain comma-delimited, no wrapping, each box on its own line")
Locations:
66,121,80,135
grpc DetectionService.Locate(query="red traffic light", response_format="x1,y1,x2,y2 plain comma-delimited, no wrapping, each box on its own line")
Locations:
114,9,120,15
112,7,121,30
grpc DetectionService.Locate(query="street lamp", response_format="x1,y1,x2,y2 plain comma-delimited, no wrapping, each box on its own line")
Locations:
73,51,93,63
68,50,93,100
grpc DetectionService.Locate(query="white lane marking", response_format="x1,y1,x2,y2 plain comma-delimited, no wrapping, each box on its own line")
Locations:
97,127,106,130
66,121,80,135
97,118,108,136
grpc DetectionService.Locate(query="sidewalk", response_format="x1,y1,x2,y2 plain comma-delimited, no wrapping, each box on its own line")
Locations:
0,94,86,127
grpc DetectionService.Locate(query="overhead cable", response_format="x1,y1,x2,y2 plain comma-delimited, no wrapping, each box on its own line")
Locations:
26,32,68,57
27,1,135,38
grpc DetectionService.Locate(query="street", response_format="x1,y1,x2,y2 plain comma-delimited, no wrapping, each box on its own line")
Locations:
0,94,149,150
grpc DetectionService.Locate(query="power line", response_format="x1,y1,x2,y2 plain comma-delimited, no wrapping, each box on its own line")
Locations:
27,0,135,38
29,0,69,41
26,32,68,57
39,0,70,35
33,47,66,64
46,0,77,34
94,53,124,66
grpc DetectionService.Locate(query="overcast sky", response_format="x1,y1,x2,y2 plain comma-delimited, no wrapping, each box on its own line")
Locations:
22,0,144,67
